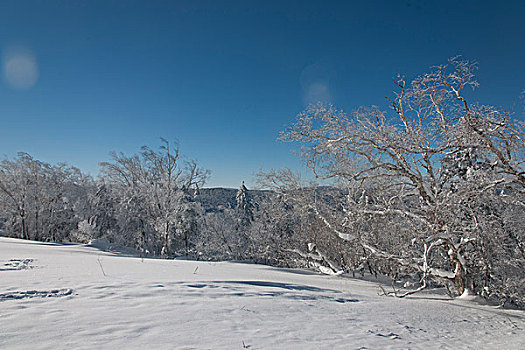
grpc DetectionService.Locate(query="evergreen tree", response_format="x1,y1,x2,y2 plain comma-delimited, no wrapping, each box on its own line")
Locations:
235,181,254,225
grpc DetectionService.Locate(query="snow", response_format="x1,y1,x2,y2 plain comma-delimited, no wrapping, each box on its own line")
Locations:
1,237,524,349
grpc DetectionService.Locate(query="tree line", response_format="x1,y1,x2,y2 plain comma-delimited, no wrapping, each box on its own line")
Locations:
1,58,523,307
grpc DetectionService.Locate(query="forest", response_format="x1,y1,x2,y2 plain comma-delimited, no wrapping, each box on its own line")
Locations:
1,58,524,308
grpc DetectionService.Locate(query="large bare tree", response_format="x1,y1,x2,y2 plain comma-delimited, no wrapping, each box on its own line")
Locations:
282,58,525,302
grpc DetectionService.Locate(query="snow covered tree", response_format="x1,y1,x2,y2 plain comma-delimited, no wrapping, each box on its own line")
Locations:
232,181,256,258
99,139,208,257
0,153,93,242
282,57,525,301
173,185,204,256
235,181,254,225
255,168,348,273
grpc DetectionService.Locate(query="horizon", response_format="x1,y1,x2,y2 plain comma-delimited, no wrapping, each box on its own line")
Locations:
1,0,524,188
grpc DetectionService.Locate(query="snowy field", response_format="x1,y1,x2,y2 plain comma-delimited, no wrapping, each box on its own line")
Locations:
1,237,524,349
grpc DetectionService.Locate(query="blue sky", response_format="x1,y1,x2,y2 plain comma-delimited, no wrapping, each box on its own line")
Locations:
1,0,524,188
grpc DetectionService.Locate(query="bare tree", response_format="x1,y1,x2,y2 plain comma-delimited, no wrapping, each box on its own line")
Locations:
255,168,348,273
99,139,208,257
281,57,525,301
0,153,92,242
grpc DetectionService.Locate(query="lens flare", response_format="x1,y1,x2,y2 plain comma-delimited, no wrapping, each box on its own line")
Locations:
2,47,39,90
299,63,332,105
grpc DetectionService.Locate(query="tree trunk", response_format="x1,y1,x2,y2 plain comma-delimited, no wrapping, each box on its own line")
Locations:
162,221,170,258
448,244,467,296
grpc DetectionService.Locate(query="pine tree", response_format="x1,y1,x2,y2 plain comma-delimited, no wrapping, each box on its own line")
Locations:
236,181,254,225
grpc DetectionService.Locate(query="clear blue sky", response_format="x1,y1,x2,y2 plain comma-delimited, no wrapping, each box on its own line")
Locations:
1,0,524,188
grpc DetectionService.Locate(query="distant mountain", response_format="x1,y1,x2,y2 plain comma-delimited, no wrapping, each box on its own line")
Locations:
197,188,237,211
197,187,271,213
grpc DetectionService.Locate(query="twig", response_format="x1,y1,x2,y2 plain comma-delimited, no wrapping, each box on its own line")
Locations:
97,256,107,277
377,283,389,296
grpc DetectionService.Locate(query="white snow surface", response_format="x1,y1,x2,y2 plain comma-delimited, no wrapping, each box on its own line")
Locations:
1,237,524,349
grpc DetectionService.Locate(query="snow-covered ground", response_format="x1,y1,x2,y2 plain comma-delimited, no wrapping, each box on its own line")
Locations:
1,237,523,349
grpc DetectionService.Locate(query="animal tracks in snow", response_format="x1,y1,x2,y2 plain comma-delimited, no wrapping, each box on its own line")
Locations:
367,329,401,340
0,288,73,301
0,258,35,271
0,258,74,303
